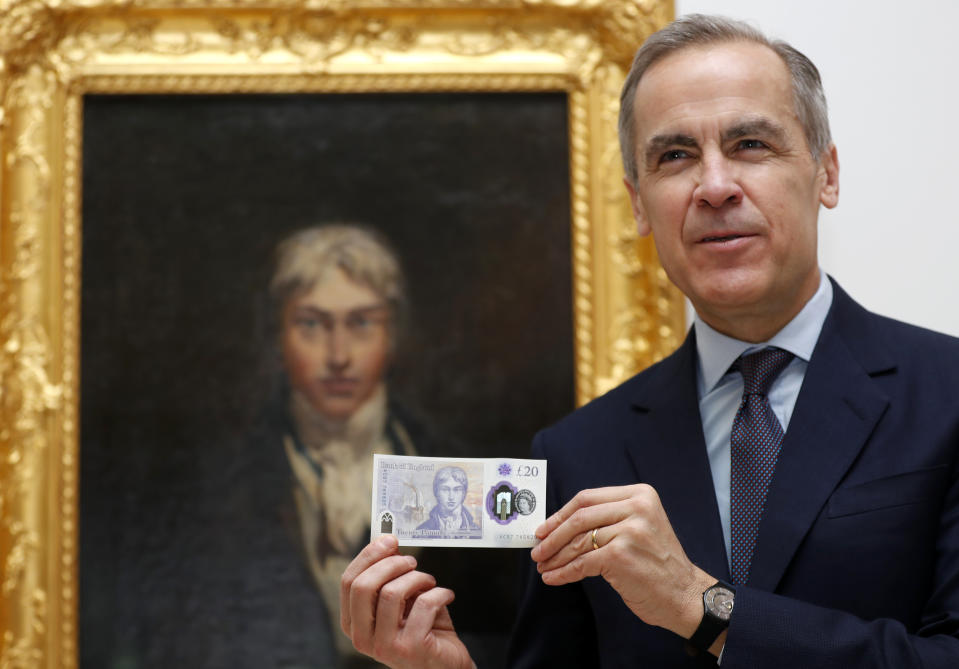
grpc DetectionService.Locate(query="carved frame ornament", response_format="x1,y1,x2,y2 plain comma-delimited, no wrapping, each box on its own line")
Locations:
0,0,681,665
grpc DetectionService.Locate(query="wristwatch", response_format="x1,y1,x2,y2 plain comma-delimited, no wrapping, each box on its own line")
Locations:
685,581,735,656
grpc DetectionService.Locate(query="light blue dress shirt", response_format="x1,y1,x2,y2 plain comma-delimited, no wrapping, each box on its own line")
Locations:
695,271,833,568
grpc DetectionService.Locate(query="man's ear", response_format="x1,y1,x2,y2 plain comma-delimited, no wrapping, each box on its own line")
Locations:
623,177,652,237
818,143,840,209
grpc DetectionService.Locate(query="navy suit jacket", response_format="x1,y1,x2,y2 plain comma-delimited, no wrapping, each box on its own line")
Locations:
509,281,959,668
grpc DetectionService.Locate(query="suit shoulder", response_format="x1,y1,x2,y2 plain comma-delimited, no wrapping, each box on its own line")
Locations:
873,312,959,350
848,307,959,366
872,315,959,384
831,280,959,358
827,290,959,392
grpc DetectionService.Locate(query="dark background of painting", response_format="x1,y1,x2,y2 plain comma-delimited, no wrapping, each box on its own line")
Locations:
80,93,573,668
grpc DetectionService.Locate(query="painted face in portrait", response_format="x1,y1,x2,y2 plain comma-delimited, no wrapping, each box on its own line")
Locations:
625,41,839,340
280,266,392,421
434,471,467,517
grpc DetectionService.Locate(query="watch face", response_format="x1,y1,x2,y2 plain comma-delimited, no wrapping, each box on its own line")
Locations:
704,586,735,622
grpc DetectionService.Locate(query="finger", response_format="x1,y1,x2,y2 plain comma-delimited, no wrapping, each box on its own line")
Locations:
535,525,603,573
340,535,400,635
540,507,670,586
534,484,642,540
373,570,438,649
533,484,662,562
348,553,418,654
400,587,457,641
531,497,631,565
539,547,604,586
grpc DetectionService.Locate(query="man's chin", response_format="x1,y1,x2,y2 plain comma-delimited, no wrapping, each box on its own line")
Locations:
686,271,776,311
309,397,360,422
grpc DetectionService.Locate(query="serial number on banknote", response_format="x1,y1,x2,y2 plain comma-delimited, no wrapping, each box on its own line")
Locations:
371,454,547,548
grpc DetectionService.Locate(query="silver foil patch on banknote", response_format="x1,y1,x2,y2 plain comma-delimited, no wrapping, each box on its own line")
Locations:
371,454,547,547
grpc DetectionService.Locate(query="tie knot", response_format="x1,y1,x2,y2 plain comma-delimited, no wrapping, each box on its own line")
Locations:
734,347,795,396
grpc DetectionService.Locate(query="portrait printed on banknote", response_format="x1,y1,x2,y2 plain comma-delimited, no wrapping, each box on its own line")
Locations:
375,459,485,542
372,455,546,547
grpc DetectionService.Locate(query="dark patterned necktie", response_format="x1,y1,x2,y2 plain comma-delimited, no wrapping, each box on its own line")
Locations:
729,347,795,585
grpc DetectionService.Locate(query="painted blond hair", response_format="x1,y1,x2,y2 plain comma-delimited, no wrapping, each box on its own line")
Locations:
270,224,407,339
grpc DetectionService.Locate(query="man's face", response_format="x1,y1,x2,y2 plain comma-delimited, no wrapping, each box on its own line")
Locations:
435,474,466,516
280,267,392,420
625,42,839,340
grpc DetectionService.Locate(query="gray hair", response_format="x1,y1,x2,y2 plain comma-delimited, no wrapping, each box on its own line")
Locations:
618,14,831,185
269,224,407,339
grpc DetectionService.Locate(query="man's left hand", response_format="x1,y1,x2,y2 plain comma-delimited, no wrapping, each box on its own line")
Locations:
530,483,716,640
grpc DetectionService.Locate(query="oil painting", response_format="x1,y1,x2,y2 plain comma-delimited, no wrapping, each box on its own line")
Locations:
0,3,680,667
79,92,574,667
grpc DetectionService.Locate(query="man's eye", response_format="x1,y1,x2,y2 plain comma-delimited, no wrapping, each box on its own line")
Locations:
294,315,333,335
737,139,766,150
346,316,377,338
660,149,690,163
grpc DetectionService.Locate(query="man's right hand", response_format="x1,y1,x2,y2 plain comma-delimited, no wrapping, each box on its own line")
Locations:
340,535,475,669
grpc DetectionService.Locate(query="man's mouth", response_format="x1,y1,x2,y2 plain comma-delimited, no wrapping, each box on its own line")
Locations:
700,233,750,243
320,378,359,395
699,233,755,244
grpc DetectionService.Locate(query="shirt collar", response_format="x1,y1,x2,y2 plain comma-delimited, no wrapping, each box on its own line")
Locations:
694,270,833,396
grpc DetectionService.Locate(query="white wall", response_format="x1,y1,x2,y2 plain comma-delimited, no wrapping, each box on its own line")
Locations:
675,0,959,337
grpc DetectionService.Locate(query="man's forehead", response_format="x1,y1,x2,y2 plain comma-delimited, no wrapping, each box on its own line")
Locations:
640,40,789,89
632,42,796,139
291,271,387,310
288,295,388,315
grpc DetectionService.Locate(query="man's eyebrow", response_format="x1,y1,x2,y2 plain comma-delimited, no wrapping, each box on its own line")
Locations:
291,303,388,316
643,134,698,167
723,117,788,144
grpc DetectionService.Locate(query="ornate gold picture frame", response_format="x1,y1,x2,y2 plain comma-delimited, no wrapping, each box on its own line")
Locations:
0,1,681,666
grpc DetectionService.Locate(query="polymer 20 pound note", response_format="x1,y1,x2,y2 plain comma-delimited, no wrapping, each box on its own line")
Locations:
371,454,547,547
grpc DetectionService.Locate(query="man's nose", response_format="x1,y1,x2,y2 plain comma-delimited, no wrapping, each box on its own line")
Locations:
694,153,743,208
326,325,351,369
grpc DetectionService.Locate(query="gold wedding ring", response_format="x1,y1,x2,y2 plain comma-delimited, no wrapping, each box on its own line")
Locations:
591,528,600,551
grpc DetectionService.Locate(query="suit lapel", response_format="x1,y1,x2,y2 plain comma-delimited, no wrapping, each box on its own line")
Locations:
627,332,731,581
747,284,893,591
